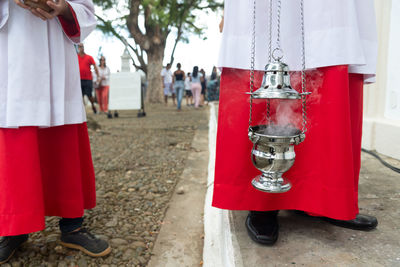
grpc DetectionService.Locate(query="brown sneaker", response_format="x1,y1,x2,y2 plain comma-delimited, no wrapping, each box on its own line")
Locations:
60,228,111,257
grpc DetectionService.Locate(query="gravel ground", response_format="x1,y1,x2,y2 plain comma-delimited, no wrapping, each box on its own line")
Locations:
4,103,208,267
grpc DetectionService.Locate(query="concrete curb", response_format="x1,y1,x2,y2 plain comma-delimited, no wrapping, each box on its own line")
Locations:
147,110,209,267
203,103,242,267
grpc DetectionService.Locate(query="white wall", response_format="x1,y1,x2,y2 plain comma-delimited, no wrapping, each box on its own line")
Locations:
362,0,400,160
384,0,400,120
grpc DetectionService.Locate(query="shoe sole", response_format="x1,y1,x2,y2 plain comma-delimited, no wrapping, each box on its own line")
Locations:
0,249,16,264
60,241,111,257
323,219,378,231
245,227,278,246
245,217,278,246
0,237,28,264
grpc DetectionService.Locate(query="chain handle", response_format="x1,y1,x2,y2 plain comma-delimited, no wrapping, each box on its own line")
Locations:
276,0,282,52
250,0,308,132
266,0,273,122
300,0,308,133
268,0,272,62
248,0,256,132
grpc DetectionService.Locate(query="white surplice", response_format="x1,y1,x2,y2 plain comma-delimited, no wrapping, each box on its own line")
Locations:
218,0,377,83
0,0,96,128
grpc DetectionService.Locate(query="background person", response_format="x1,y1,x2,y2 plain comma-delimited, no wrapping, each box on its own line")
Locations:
184,72,193,106
190,66,203,108
78,43,99,114
200,68,207,106
161,63,174,106
207,66,219,101
96,56,112,118
173,63,185,111
0,0,110,263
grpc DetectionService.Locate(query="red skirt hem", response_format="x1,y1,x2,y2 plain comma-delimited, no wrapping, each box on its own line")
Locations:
0,123,96,236
212,66,363,220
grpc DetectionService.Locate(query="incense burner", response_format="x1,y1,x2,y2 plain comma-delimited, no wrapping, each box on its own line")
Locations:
248,124,305,193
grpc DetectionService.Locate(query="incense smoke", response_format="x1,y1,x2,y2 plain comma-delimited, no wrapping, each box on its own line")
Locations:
259,69,323,136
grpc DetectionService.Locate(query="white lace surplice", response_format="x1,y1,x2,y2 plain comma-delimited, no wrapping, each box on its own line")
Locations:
0,0,96,128
218,0,377,83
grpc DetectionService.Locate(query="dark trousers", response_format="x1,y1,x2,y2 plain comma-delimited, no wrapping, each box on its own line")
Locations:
59,217,83,234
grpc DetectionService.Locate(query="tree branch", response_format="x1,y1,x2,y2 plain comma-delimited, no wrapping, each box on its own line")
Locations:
96,14,147,73
127,0,148,49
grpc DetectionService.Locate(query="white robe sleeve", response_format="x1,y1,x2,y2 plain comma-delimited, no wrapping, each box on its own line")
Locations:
63,0,97,43
0,0,9,29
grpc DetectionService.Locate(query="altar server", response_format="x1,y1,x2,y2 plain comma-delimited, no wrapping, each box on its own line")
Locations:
0,0,110,263
212,0,378,245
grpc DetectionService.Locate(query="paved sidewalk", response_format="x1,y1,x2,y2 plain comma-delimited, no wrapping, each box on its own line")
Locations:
148,109,209,267
203,103,400,267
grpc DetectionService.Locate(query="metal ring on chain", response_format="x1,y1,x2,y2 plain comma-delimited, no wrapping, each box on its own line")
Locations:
272,48,284,61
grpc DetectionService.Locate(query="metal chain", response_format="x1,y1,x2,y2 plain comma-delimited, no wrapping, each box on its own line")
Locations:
266,0,273,122
268,0,272,62
248,0,256,131
250,0,307,130
300,0,308,133
276,0,282,52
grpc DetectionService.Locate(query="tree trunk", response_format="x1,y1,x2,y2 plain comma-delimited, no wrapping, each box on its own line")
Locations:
146,48,165,103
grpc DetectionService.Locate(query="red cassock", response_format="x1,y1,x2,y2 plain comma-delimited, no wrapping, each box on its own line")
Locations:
0,123,96,236
0,3,96,236
212,66,363,220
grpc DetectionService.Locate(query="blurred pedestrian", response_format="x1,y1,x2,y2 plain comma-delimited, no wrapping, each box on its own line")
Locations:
184,72,193,106
96,56,112,118
0,0,110,263
190,66,203,108
207,66,219,101
161,63,174,106
200,68,207,106
173,63,185,111
78,43,99,114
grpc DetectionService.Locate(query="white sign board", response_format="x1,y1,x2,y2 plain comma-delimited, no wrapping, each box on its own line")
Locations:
109,72,141,110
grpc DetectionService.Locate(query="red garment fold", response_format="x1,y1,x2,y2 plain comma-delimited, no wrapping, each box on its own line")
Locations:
212,66,363,220
58,3,80,38
0,123,96,236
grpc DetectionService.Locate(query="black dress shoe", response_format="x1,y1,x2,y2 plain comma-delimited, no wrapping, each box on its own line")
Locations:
245,210,279,245
0,234,29,264
323,214,378,231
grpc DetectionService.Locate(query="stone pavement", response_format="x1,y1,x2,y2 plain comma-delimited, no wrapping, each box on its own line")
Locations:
202,103,400,267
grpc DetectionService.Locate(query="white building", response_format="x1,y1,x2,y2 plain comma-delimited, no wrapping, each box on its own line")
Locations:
363,0,400,160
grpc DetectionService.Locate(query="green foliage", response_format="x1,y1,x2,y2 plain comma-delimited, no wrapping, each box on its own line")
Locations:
92,0,116,10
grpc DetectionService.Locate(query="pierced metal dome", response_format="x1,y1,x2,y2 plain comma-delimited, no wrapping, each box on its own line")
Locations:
251,61,301,100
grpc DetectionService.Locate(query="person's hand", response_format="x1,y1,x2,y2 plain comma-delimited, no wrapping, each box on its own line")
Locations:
14,0,71,21
13,0,31,11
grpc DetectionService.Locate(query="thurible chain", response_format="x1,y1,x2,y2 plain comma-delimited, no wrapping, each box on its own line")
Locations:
248,0,256,132
300,0,308,134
